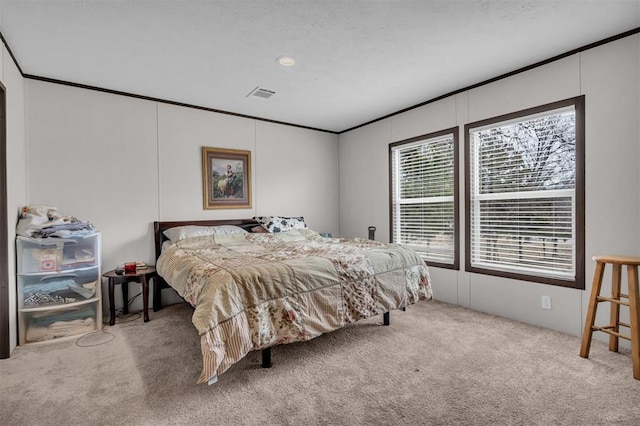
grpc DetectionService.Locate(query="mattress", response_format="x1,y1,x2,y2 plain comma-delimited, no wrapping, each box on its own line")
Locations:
157,228,432,383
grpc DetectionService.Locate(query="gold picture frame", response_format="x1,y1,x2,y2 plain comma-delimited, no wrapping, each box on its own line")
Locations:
202,147,252,209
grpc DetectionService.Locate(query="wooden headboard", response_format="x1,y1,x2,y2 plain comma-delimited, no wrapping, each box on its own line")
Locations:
153,218,261,262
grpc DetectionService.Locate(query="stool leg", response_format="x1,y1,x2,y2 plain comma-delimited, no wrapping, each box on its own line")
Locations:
627,265,640,380
108,278,116,326
142,275,150,322
581,260,606,358
153,276,162,312
122,282,129,315
609,264,622,352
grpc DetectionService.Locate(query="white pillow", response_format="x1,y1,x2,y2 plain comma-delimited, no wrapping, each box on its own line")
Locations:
163,225,248,241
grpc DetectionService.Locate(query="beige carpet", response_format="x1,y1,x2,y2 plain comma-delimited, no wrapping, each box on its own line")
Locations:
1,300,639,425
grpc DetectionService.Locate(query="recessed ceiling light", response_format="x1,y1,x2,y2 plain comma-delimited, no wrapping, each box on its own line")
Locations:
276,56,295,67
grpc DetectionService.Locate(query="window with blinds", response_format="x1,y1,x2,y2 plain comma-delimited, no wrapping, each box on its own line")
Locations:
390,128,459,269
465,97,585,288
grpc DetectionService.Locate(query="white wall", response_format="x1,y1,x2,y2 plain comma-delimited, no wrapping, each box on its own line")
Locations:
157,103,253,222
255,121,339,237
26,82,159,270
156,103,339,232
25,82,339,312
339,34,640,339
338,119,391,241
580,35,640,340
3,44,27,353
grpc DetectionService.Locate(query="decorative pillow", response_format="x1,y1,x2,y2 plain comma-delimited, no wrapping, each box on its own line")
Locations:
163,225,248,241
253,216,308,233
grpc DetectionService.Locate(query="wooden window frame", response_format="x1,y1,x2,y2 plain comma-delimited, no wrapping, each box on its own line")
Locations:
389,127,460,270
464,96,585,289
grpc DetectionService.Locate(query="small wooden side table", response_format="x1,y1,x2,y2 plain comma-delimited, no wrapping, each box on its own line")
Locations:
103,266,157,326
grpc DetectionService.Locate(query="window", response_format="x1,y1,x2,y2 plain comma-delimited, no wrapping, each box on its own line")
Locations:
465,96,585,288
390,128,459,269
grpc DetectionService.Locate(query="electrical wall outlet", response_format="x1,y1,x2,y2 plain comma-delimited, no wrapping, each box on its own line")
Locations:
541,295,552,310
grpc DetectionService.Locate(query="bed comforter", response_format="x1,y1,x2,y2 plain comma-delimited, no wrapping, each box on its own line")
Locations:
157,229,432,383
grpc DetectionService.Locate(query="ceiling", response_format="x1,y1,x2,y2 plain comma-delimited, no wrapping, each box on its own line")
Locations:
0,1,638,133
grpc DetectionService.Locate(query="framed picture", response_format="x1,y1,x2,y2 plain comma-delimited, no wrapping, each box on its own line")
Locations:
202,147,252,209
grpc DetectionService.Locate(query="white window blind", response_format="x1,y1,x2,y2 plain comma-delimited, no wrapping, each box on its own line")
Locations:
391,133,456,265
468,106,576,280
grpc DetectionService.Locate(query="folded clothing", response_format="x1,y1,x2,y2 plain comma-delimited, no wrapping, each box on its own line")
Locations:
23,279,96,306
26,318,95,342
26,306,96,342
16,204,95,238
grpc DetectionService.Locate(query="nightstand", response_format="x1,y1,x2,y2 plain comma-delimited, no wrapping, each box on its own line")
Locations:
103,266,157,326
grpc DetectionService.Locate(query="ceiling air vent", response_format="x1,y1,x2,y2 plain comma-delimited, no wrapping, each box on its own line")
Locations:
247,87,276,99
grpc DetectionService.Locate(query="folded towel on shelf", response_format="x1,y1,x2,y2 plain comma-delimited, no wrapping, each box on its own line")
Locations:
25,317,95,342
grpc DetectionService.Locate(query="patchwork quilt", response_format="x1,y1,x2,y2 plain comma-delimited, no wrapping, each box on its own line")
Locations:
157,229,432,383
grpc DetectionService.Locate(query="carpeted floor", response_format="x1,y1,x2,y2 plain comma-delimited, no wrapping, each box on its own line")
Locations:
1,300,639,425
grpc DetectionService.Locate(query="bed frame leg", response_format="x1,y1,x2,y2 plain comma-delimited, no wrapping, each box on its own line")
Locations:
383,311,390,326
261,347,272,368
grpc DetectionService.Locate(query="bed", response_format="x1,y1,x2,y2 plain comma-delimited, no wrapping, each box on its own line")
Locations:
153,218,432,384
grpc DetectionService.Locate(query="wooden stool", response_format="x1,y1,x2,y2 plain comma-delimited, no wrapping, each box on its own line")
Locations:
580,255,640,380
103,266,157,326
